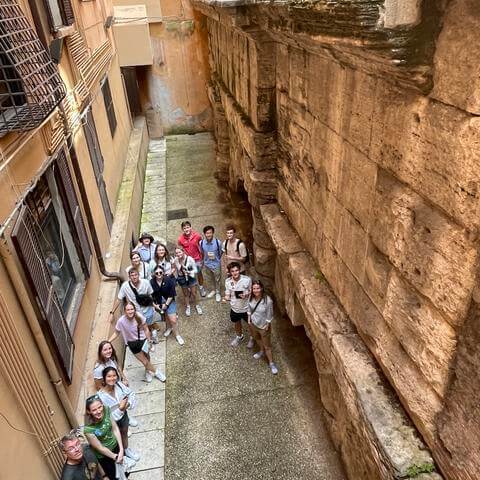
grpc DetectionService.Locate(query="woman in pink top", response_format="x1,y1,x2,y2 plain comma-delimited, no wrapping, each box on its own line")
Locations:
109,302,166,383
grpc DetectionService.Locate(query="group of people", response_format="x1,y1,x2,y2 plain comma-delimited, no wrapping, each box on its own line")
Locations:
60,221,278,479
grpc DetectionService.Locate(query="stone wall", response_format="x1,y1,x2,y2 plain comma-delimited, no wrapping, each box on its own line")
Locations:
193,0,480,479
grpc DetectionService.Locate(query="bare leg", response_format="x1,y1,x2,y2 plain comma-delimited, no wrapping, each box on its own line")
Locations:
120,424,128,450
189,286,197,306
167,312,178,335
234,321,243,336
197,270,205,286
182,287,190,306
134,351,156,373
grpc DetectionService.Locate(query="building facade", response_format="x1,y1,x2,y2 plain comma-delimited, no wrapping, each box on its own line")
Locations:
0,0,136,476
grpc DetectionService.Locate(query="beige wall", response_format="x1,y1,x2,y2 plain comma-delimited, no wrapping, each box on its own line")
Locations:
141,0,212,133
0,0,134,476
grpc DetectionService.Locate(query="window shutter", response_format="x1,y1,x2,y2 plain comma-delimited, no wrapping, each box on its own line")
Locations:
44,0,75,31
11,205,74,381
62,0,75,25
83,109,113,231
101,78,117,136
55,149,92,276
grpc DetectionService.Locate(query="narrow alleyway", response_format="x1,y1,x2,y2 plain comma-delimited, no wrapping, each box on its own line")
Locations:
127,133,345,480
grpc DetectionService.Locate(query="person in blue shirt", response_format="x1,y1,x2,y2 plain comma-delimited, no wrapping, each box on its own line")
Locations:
200,225,223,302
134,232,156,263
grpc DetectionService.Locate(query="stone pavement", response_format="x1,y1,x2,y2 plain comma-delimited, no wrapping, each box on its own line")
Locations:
127,138,168,480
127,133,345,480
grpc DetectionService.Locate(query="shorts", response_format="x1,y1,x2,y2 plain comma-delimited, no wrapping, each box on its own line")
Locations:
127,339,147,354
143,306,154,325
177,276,197,288
230,310,248,323
161,298,177,315
116,412,129,431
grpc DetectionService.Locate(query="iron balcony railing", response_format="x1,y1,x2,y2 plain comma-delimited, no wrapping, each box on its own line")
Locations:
0,0,66,134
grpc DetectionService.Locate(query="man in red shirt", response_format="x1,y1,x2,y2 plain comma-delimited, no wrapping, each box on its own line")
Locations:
178,220,206,296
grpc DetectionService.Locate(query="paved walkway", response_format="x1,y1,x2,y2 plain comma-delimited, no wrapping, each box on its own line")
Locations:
128,133,345,480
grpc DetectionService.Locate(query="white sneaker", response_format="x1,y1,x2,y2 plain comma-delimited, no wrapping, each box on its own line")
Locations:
124,456,136,472
128,416,138,427
155,368,166,382
230,334,244,347
195,304,203,315
247,337,255,349
253,351,264,360
176,335,185,346
270,362,278,375
215,292,221,302
185,305,191,316
206,290,216,298
199,285,206,297
164,327,172,337
125,447,140,461
145,371,153,383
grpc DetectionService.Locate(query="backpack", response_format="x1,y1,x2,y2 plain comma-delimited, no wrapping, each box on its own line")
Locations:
223,238,250,266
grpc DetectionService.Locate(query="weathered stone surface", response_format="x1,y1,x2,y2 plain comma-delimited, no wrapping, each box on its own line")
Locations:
371,169,478,326
196,1,480,477
382,271,457,396
371,81,480,232
252,242,275,278
431,0,480,114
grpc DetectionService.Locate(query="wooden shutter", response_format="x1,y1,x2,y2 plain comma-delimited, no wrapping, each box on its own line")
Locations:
62,0,75,25
55,149,92,276
44,0,75,31
101,78,117,136
11,205,74,381
84,109,113,231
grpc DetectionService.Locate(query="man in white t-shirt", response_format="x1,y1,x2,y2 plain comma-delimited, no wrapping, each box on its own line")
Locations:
224,262,254,347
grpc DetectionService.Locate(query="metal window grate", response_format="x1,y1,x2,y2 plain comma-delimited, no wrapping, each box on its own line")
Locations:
0,0,66,134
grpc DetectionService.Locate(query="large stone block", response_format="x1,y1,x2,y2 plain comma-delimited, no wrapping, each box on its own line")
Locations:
316,235,443,446
322,193,369,282
362,240,393,313
371,169,478,326
431,0,480,114
371,80,480,232
383,271,457,396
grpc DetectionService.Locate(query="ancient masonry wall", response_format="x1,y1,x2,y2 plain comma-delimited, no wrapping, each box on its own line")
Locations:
193,0,480,479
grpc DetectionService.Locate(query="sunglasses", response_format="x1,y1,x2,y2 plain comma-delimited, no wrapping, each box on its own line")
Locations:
154,271,164,275
85,394,100,406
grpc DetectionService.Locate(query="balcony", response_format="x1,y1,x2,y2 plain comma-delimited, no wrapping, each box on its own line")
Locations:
0,0,66,134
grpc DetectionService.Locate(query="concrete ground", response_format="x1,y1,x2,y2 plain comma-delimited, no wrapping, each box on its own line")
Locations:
128,133,345,480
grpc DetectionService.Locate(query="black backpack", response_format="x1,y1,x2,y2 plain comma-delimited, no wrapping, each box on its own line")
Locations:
223,238,250,266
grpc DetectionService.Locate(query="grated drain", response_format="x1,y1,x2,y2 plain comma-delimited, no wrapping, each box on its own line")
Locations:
167,208,189,221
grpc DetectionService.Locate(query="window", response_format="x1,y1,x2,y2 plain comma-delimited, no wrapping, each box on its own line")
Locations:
11,149,91,381
84,108,113,231
0,1,65,134
102,77,117,136
44,0,75,31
